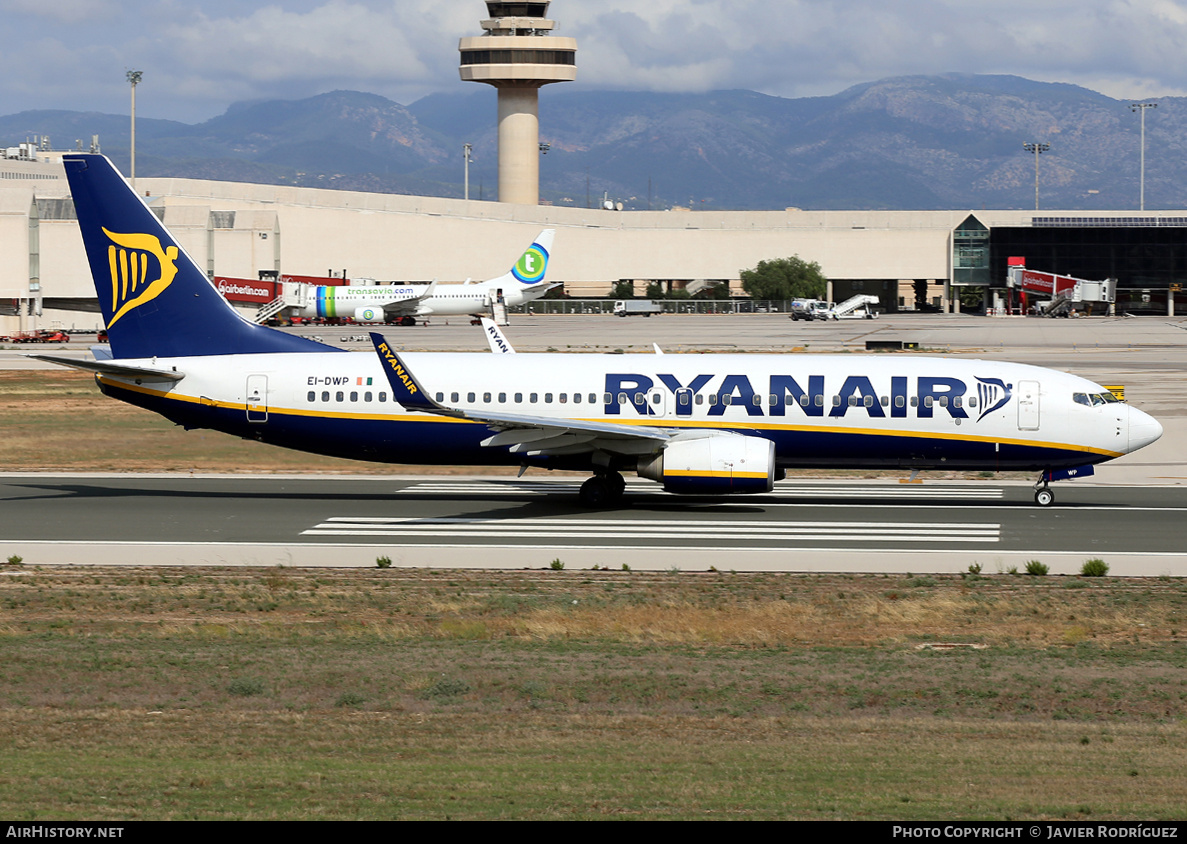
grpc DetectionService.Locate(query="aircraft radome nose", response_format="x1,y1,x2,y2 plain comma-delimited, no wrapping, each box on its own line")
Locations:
1127,405,1163,453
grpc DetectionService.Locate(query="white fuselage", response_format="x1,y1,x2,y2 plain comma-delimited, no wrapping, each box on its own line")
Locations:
298,279,545,320
94,351,1162,473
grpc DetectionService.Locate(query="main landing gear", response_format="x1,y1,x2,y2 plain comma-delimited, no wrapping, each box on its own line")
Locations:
579,471,626,508
1034,474,1055,507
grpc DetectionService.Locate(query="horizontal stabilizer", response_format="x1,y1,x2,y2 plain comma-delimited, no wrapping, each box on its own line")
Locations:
28,354,185,382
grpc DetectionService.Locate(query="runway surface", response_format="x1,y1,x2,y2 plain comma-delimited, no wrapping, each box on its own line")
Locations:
2,474,1183,575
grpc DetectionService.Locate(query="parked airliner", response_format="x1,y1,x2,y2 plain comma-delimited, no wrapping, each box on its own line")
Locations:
293,230,556,325
37,155,1162,507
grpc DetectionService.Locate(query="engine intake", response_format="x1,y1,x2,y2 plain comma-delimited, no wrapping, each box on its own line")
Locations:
637,432,775,495
354,307,385,323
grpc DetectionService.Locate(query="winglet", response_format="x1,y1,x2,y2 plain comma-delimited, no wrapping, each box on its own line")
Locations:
370,333,442,412
480,318,516,354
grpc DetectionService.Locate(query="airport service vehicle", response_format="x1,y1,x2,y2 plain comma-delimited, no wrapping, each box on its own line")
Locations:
789,299,832,321
831,294,879,320
614,300,662,317
3,329,70,343
290,230,556,326
35,155,1163,508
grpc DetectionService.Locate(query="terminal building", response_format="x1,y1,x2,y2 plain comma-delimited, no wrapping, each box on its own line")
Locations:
2,148,1185,332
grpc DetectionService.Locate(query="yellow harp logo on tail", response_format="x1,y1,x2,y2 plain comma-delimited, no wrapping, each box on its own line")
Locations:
101,227,180,327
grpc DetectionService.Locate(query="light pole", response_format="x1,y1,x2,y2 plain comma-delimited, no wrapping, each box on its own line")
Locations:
1022,142,1049,210
1131,102,1157,211
126,70,142,187
463,143,473,200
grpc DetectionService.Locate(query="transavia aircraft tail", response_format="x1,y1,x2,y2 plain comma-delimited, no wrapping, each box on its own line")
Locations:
37,155,1163,507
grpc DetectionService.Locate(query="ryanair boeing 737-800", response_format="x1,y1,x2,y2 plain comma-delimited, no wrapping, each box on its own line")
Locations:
36,155,1162,507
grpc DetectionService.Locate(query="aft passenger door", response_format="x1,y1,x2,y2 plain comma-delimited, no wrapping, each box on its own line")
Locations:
246,374,268,424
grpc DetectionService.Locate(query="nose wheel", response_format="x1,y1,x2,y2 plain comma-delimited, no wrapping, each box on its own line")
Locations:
1033,473,1056,507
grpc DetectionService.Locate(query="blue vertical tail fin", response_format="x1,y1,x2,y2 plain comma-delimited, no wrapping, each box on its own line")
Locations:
64,154,330,359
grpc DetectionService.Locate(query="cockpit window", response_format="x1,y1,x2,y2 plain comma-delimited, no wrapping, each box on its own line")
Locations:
1074,391,1123,407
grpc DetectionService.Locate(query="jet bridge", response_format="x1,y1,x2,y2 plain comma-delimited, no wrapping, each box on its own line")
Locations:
1007,259,1115,317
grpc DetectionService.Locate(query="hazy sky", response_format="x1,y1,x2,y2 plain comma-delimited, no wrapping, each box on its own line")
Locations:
2,0,1185,123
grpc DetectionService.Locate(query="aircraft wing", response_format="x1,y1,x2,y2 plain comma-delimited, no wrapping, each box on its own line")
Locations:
27,354,186,382
371,333,669,457
380,279,439,316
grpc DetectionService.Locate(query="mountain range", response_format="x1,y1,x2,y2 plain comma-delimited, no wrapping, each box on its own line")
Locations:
3,74,1183,211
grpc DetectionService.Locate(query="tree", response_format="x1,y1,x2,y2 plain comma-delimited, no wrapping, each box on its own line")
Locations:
739,256,827,301
610,280,635,299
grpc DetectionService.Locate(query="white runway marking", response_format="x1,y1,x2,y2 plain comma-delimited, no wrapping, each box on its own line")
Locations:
303,516,1000,544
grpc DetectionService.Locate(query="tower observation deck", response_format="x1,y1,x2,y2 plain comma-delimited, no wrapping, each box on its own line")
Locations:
459,2,577,205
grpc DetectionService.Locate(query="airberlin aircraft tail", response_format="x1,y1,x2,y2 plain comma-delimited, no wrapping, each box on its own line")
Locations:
63,154,328,359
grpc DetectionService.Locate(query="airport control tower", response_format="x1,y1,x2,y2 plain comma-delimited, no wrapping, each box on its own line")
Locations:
459,2,577,205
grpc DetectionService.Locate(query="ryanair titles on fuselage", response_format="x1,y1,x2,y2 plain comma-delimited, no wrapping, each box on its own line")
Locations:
602,372,1011,420
303,368,1014,422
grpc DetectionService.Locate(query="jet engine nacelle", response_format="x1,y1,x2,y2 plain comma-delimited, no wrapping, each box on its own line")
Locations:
637,432,775,495
353,307,385,324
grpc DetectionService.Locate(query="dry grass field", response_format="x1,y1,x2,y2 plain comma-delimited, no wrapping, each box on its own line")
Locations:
0,565,1184,819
